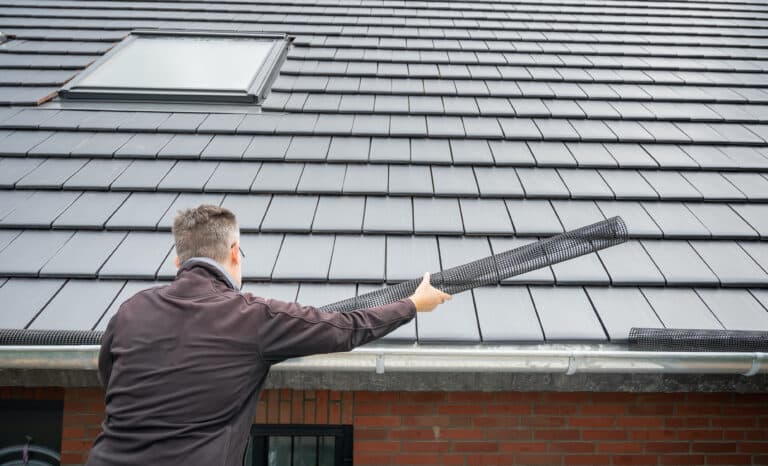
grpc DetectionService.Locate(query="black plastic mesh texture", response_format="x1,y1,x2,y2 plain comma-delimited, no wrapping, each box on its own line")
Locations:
629,328,768,352
0,328,104,346
319,216,628,313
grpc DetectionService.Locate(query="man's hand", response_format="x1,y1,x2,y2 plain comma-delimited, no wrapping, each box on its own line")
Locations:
408,272,452,312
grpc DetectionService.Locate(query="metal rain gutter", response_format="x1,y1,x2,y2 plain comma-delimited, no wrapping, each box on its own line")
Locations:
0,345,765,376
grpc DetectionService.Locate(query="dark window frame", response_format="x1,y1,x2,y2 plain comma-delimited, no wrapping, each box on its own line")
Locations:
59,29,292,104
246,424,353,466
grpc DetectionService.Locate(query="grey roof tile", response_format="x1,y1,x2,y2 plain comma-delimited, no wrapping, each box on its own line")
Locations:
200,135,252,160
431,166,478,197
557,169,613,199
680,145,734,170
640,171,702,200
505,199,562,236
70,133,132,158
95,281,165,330
0,230,74,277
312,196,364,233
158,134,213,159
604,144,658,168
598,170,657,200
598,240,664,285
118,112,170,132
342,164,388,194
449,139,493,165
328,235,385,281
239,233,283,280
690,241,767,286
311,114,356,136
157,193,224,230
99,232,173,279
114,133,172,158
340,95,375,113
717,146,768,170
237,114,281,135
40,231,126,278
261,195,318,233
449,194,505,238
642,288,723,329
722,173,768,201
474,167,523,198
386,236,440,282
0,158,44,188
28,131,93,156
696,289,768,331
363,197,412,234
416,290,479,342
251,163,303,193
0,278,65,328
219,194,270,232
413,198,463,235
534,118,579,141
585,287,662,342
551,245,609,285
1,131,53,156
528,142,575,167
605,121,655,143
63,160,131,190
488,141,535,166
686,203,757,239
296,283,357,308
641,202,710,238
596,201,662,238
29,279,124,330
1,109,59,128
297,164,347,193
509,98,549,117
578,101,620,119
642,145,698,169
551,200,606,231
389,165,433,196
16,158,87,190
443,96,479,115
675,123,725,144
53,192,129,229
157,113,206,133
474,286,543,342
0,191,33,220
642,240,719,286
285,136,330,161
461,117,503,138
390,115,427,137
529,287,606,341
78,112,132,131
731,204,768,238
425,116,465,138
157,161,218,192
639,122,691,144
568,119,617,142
497,118,542,139
112,160,175,191
243,136,291,160
374,95,409,114
204,162,262,193
106,192,177,231
198,113,245,133
681,172,746,201
410,139,452,164
370,138,410,163
351,115,391,137
272,234,334,281
741,243,768,274
516,168,570,198
327,137,369,162
243,282,298,302
0,190,80,228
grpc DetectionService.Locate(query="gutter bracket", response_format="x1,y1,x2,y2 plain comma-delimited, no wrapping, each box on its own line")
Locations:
375,354,385,375
743,352,765,377
565,353,577,375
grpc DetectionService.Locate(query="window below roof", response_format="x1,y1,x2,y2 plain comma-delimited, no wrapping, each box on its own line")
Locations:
59,29,291,104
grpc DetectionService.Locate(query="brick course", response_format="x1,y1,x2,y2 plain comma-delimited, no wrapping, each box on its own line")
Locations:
2,388,767,465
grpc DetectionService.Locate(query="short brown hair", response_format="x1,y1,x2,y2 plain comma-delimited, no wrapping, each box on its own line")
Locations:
172,204,239,264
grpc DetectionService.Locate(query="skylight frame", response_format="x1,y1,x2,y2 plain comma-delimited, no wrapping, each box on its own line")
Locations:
59,29,291,104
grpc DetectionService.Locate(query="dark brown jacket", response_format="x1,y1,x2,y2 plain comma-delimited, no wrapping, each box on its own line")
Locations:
86,259,415,466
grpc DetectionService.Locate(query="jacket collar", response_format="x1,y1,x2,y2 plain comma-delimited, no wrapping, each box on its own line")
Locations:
179,257,240,291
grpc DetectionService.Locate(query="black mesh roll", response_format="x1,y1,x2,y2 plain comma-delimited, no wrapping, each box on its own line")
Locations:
629,328,768,352
0,328,104,346
319,216,628,312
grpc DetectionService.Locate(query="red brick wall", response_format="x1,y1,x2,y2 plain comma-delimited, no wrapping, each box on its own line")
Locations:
3,388,768,465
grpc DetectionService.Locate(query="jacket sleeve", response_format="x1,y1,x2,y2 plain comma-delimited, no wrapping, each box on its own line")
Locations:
246,296,416,362
97,313,117,389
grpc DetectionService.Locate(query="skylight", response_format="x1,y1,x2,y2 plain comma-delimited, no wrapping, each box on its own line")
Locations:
59,30,290,103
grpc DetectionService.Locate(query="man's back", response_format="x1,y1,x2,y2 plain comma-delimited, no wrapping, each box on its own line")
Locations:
86,259,415,466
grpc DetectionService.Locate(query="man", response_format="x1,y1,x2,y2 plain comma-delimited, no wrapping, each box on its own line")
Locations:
86,204,451,466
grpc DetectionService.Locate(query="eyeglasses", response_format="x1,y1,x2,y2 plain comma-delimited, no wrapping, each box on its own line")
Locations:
232,242,245,258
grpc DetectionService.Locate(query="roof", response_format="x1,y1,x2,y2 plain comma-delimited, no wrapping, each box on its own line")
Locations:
0,0,768,386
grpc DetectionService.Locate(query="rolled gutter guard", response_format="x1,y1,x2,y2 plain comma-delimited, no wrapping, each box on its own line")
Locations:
0,345,765,376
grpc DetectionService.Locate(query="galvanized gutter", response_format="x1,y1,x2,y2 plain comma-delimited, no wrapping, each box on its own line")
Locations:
0,344,765,376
